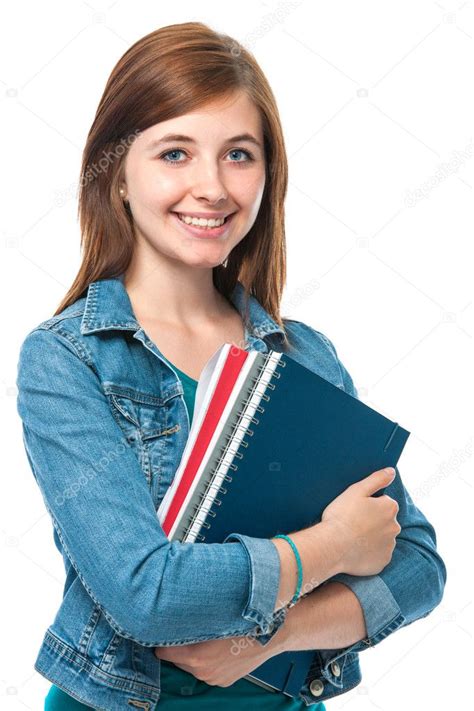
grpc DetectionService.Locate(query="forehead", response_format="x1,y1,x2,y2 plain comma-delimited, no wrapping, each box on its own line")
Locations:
137,92,263,148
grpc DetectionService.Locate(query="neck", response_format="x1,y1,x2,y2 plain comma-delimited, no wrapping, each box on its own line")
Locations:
123,251,230,328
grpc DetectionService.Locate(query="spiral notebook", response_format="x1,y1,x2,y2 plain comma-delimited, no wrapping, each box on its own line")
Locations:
157,343,410,697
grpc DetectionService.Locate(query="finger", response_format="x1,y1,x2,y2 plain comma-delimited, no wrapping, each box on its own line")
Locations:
171,662,195,674
154,647,181,661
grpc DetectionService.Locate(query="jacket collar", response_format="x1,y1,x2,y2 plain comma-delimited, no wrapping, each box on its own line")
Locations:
80,273,285,341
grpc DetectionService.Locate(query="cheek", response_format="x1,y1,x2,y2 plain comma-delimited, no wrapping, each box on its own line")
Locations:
238,176,266,224
230,169,265,206
151,172,187,203
126,160,183,209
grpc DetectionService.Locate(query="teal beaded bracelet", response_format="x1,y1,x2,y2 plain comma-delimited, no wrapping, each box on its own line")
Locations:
273,533,303,608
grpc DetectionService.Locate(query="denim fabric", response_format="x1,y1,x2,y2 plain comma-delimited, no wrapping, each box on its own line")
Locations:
16,274,446,709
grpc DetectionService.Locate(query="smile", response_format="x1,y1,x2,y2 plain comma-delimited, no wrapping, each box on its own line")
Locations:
170,211,236,239
177,214,227,228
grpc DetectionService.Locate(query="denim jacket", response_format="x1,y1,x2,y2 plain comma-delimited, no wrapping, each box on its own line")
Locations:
16,274,447,710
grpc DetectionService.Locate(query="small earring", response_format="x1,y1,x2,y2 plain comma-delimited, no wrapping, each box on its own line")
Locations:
119,187,126,198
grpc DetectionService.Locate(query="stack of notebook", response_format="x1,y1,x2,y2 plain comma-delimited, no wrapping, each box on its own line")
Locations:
157,343,410,697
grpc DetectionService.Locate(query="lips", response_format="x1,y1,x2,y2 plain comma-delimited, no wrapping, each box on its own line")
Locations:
170,210,236,238
172,212,232,223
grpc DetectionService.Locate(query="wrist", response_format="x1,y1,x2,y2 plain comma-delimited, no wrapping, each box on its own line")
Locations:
312,521,347,585
271,521,347,614
267,593,314,654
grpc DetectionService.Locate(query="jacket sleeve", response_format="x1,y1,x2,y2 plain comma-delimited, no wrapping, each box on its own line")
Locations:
305,328,447,668
16,327,288,647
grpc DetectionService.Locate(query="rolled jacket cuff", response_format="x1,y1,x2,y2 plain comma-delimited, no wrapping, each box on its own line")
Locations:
317,572,406,671
223,532,288,645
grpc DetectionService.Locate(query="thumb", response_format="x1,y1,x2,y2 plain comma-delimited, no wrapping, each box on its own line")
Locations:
358,467,396,496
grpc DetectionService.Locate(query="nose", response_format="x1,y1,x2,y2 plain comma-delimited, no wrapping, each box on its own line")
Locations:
189,160,228,204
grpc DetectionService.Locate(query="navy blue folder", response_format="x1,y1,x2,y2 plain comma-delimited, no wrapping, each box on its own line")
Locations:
181,349,410,697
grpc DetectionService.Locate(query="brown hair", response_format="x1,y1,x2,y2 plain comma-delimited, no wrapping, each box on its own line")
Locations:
54,21,290,347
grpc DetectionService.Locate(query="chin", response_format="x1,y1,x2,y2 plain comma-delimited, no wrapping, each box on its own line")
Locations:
177,254,227,269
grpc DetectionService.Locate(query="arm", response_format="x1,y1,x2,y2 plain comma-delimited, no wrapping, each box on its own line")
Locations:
272,462,447,679
268,580,368,653
303,326,447,661
16,327,288,647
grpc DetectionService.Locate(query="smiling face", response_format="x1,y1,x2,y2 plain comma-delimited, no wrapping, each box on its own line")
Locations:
121,90,266,269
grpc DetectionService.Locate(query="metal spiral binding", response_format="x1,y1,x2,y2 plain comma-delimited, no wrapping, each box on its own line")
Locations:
183,353,286,542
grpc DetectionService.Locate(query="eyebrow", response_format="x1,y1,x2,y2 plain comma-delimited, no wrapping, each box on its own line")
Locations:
146,133,262,151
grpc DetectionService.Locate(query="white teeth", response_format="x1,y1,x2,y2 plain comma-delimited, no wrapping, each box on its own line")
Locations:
177,213,226,227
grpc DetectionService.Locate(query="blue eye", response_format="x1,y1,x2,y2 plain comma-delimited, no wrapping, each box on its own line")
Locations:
158,147,255,166
160,149,186,163
228,149,252,162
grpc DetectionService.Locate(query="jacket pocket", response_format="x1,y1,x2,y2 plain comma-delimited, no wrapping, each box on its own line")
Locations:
103,384,182,489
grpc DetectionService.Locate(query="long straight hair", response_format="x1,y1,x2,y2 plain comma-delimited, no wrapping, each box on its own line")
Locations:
54,21,290,346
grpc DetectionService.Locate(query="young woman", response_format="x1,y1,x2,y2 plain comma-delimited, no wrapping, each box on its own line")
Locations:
16,22,446,710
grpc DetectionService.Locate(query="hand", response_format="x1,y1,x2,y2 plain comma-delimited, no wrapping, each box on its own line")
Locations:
321,466,401,576
154,630,285,688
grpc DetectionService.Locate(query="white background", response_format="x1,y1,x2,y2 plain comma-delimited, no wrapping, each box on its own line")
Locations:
1,1,472,709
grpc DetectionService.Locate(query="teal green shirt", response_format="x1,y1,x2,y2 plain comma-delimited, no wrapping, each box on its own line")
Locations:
44,357,324,710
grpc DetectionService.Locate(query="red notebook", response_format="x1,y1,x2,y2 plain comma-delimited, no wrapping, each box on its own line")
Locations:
158,343,277,540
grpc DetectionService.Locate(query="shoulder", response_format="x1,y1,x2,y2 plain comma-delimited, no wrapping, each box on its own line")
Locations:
18,296,90,365
31,296,87,333
283,318,340,356
281,318,358,398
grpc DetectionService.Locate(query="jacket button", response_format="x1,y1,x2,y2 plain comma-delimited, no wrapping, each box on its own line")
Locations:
330,661,341,677
309,679,324,697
